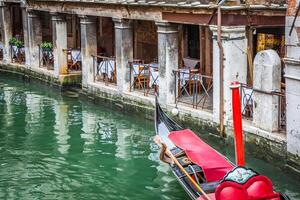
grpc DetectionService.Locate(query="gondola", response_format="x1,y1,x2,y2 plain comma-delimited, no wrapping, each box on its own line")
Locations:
154,99,290,200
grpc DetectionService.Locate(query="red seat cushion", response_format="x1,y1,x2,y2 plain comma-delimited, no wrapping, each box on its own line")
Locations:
215,175,280,200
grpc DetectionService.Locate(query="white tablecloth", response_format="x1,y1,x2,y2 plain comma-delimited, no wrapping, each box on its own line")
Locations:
98,60,115,79
178,68,201,88
183,57,200,69
241,88,253,115
12,46,25,57
132,64,149,77
178,68,190,87
149,63,159,87
71,50,81,64
131,63,159,87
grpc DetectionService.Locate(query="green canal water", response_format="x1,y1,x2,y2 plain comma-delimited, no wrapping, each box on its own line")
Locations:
0,75,299,200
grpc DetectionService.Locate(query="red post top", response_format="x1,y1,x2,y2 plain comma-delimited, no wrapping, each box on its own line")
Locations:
230,81,245,166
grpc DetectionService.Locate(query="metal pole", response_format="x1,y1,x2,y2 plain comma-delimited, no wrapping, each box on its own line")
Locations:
38,45,41,68
289,1,300,36
174,70,177,104
129,62,132,92
92,56,95,83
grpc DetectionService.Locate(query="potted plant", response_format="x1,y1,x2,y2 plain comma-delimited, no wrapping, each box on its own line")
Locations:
9,37,24,62
41,42,53,51
9,37,24,48
40,42,54,70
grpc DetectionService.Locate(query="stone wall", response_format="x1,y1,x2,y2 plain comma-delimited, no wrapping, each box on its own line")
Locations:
0,63,81,87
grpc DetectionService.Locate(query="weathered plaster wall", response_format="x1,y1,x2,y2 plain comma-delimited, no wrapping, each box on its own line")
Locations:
285,0,300,170
210,25,248,123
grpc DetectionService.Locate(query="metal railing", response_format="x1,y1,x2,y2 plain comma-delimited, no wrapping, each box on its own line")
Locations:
173,69,213,110
128,60,159,96
0,48,3,61
240,84,286,131
92,55,116,85
271,90,286,131
240,84,254,120
39,45,54,70
10,45,25,64
63,48,81,72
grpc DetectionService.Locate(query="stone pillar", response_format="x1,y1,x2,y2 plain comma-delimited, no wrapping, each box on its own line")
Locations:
210,26,247,124
113,18,133,94
253,50,281,132
27,10,42,68
51,13,68,77
0,2,12,63
156,22,179,107
285,6,300,159
21,5,30,66
80,16,97,89
285,58,300,157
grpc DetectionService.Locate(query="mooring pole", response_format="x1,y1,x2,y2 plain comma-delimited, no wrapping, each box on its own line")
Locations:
230,81,245,166
217,5,225,136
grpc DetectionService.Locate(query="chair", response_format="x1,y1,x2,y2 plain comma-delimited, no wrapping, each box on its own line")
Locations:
67,49,81,71
135,65,148,89
188,69,201,95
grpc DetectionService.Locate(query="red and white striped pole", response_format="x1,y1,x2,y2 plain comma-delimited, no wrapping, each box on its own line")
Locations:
230,82,245,166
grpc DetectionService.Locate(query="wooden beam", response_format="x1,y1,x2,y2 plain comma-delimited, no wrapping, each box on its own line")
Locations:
162,12,285,27
199,26,205,74
133,20,138,60
247,27,254,86
204,26,212,77
178,25,184,68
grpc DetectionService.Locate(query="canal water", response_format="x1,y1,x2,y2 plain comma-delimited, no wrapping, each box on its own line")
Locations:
0,75,299,200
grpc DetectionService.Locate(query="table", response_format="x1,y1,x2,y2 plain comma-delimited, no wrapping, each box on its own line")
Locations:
183,57,200,69
149,63,159,87
11,46,25,63
70,50,81,64
66,49,81,71
98,60,115,79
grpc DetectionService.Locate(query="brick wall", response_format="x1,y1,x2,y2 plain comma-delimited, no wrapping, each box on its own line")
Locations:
287,0,297,16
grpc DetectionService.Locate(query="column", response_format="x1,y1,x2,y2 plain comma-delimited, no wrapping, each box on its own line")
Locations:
113,18,133,94
156,22,179,107
253,50,281,132
285,4,300,159
80,16,97,89
210,26,247,124
51,13,67,76
27,10,42,68
21,4,30,66
0,2,12,63
285,58,300,157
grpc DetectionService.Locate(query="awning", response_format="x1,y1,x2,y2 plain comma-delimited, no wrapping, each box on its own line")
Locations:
168,129,234,182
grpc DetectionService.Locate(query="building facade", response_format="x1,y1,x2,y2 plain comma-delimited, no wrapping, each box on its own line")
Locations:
285,0,300,171
1,0,299,172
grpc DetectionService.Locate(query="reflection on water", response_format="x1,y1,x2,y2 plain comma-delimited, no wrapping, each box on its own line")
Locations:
0,77,187,200
0,76,299,200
